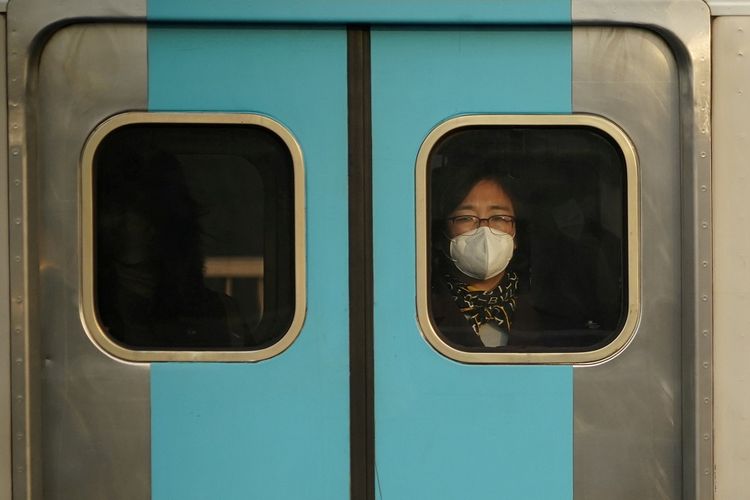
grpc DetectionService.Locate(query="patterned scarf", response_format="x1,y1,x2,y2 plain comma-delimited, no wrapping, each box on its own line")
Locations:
444,270,519,336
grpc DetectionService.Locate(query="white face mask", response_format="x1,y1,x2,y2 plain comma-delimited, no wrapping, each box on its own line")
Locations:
449,226,514,280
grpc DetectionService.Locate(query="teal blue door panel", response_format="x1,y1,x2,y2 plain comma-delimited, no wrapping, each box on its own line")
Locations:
371,28,574,499
148,27,350,500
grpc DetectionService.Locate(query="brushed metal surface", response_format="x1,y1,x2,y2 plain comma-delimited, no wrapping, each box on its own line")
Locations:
0,16,11,500
7,0,146,496
572,0,714,500
573,27,682,500
35,24,149,500
573,2,713,499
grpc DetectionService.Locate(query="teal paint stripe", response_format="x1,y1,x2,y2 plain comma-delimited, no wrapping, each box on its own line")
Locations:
371,28,573,499
148,27,350,500
148,0,569,24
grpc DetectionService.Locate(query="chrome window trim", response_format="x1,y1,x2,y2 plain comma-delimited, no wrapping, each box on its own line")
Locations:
415,113,640,365
80,112,307,363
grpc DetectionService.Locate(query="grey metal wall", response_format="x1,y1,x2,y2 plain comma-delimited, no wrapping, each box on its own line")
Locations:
713,15,750,500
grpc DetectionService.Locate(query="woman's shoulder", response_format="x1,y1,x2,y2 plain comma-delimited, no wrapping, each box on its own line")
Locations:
429,273,484,348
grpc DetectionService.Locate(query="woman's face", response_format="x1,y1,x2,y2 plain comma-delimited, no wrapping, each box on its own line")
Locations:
446,179,516,238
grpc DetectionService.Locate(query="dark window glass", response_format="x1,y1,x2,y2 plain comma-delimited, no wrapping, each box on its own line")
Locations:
94,124,295,350
428,126,627,352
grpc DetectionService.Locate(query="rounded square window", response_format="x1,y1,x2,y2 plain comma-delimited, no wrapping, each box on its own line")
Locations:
416,115,639,364
81,113,305,362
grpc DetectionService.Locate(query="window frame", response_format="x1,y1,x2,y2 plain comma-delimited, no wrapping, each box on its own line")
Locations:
415,114,640,365
80,112,306,362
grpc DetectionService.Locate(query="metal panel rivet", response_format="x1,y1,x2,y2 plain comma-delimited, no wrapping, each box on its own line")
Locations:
12,149,18,156
739,51,745,57
702,295,708,302
701,185,707,192
739,90,744,95
701,80,706,86
704,397,710,404
702,261,708,267
14,256,20,262
16,394,23,402
701,128,707,134
701,221,708,229
705,469,710,475
703,361,709,368
16,466,23,473
15,358,21,364
703,433,710,440
14,296,22,303
14,218,20,225
14,327,21,334
15,433,22,441
703,329,709,337
14,178,20,186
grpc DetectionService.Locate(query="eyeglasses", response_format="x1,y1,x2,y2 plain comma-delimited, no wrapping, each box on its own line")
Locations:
447,214,516,235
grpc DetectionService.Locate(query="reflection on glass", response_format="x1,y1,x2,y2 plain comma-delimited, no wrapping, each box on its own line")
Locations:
94,124,295,350
429,127,626,352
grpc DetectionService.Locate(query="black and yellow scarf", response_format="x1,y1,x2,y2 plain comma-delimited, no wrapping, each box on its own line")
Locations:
444,270,519,336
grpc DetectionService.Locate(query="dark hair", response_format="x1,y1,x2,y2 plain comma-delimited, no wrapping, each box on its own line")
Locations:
431,165,520,227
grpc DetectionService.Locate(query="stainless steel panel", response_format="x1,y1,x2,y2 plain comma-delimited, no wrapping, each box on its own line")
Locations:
0,15,11,500
573,27,681,500
35,24,149,500
572,0,713,500
8,0,146,497
573,2,713,499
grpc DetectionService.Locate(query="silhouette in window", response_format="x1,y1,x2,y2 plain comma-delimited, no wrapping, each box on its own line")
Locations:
95,149,256,349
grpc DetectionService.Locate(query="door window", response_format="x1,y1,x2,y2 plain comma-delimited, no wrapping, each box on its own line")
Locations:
416,115,639,363
81,113,306,362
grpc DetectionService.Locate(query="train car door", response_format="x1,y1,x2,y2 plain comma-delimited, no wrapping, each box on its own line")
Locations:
9,4,351,499
370,6,711,500
8,1,713,499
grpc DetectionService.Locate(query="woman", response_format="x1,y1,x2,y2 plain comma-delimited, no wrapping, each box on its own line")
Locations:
430,166,528,348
